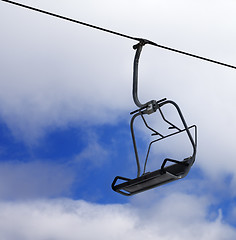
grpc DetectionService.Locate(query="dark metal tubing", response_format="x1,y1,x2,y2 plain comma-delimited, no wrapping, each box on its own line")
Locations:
131,100,197,177
131,42,197,177
159,100,197,162
133,43,144,107
140,112,163,137
133,42,156,108
111,176,132,196
130,112,142,177
161,158,189,171
143,124,196,174
158,106,181,131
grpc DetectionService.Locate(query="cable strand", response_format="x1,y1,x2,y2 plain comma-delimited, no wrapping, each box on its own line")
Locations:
1,0,140,41
1,0,236,70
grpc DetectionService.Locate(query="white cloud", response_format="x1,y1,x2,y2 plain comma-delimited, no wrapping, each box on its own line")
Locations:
1,3,236,239
74,130,109,168
0,161,75,200
0,194,235,240
1,0,236,196
0,0,235,141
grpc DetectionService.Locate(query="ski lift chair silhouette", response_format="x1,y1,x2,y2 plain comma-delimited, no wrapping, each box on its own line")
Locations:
112,40,197,196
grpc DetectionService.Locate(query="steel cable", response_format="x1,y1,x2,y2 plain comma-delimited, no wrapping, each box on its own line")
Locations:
1,0,236,70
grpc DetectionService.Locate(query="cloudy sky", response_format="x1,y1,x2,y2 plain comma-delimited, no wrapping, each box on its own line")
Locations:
1,0,236,239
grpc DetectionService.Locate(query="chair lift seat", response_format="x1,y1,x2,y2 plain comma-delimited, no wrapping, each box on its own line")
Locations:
111,42,197,196
112,156,194,196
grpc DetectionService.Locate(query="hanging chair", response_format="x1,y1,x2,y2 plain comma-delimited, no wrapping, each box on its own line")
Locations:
112,41,197,196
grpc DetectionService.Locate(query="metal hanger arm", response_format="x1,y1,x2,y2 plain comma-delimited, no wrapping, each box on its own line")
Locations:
133,41,156,109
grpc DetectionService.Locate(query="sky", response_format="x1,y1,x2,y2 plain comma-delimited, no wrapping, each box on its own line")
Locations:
0,0,236,239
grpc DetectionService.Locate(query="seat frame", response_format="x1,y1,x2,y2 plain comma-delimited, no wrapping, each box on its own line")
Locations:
112,99,197,196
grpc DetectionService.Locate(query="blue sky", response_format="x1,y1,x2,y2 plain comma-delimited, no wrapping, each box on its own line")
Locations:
1,0,236,239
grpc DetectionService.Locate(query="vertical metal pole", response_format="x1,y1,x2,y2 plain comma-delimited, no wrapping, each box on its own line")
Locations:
133,43,146,108
130,112,142,177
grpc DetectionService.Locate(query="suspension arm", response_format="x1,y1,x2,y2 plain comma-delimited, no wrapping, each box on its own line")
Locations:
133,41,156,109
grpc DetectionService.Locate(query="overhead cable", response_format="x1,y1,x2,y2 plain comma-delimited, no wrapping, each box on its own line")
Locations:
1,0,236,70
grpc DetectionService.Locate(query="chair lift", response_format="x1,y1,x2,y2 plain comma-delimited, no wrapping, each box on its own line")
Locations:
112,40,197,196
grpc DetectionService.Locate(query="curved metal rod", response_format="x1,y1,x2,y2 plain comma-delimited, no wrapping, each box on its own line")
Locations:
159,100,197,164
133,42,155,108
140,112,163,137
158,107,181,131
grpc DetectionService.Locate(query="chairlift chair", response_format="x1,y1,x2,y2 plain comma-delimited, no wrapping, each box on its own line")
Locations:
112,41,197,196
